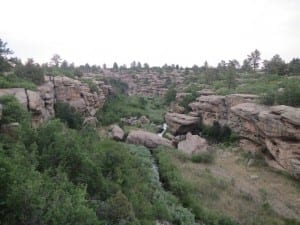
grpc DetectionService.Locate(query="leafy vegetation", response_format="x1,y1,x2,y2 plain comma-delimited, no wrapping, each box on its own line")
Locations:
54,101,84,129
0,74,36,90
0,97,197,225
97,94,165,125
164,86,177,105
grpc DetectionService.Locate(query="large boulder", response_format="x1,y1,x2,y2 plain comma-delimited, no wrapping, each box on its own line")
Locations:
178,132,208,155
109,124,125,141
165,112,200,135
126,130,172,149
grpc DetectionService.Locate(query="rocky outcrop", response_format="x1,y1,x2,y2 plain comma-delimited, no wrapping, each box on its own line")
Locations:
53,76,109,117
126,130,172,149
178,132,208,155
185,92,300,178
0,76,112,127
189,94,258,126
165,112,200,135
230,103,300,178
109,124,125,141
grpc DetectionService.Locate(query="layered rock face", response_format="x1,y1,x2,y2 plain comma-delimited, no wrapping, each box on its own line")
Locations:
0,76,112,127
229,103,300,178
165,112,200,135
186,93,300,179
126,130,172,149
189,94,259,126
53,76,109,117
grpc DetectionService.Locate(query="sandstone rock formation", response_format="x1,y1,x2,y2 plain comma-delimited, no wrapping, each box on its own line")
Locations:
0,76,112,127
189,94,258,126
178,132,208,155
165,112,200,135
109,124,125,141
126,130,172,149
53,76,109,117
187,91,300,179
230,103,300,178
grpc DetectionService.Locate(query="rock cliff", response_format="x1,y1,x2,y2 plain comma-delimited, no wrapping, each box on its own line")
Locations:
0,75,112,127
166,93,300,179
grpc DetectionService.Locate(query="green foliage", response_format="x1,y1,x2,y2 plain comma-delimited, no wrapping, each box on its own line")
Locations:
97,94,165,125
0,74,36,90
261,79,300,107
191,152,214,163
103,78,128,95
0,115,198,224
0,95,31,125
81,79,99,94
54,102,84,129
0,38,13,73
200,121,237,144
164,87,177,105
179,92,197,113
15,63,45,85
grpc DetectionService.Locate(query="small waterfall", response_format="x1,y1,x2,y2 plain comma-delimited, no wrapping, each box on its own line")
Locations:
158,123,168,137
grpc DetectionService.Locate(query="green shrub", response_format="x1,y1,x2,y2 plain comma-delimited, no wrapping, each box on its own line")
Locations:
191,152,214,163
164,87,177,105
0,95,31,125
0,75,36,90
15,64,45,85
179,92,197,113
200,121,235,143
54,102,83,129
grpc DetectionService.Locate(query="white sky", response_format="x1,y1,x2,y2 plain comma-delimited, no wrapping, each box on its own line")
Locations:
1,0,299,67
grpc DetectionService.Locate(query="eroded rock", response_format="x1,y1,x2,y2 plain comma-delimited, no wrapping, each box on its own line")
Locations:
109,124,125,141
126,130,172,148
165,112,200,135
178,132,208,155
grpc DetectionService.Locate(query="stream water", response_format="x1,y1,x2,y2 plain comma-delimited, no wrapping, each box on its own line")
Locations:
158,123,168,137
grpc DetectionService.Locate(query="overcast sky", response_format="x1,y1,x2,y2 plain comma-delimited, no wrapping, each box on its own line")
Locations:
1,0,299,67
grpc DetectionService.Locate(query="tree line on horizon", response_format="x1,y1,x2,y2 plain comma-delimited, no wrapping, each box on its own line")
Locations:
1,38,300,77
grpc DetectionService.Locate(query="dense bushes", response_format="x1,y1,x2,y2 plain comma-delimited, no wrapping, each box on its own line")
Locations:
164,86,177,105
54,102,84,129
97,94,164,125
15,63,45,85
0,97,195,224
199,121,237,144
261,79,300,107
0,75,36,90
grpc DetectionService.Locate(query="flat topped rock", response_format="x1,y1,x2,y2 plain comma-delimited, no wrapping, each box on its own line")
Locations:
165,113,200,135
230,103,267,117
126,130,172,149
270,105,300,126
165,113,199,125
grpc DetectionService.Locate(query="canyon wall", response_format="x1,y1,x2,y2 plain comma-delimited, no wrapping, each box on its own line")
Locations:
0,75,112,127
